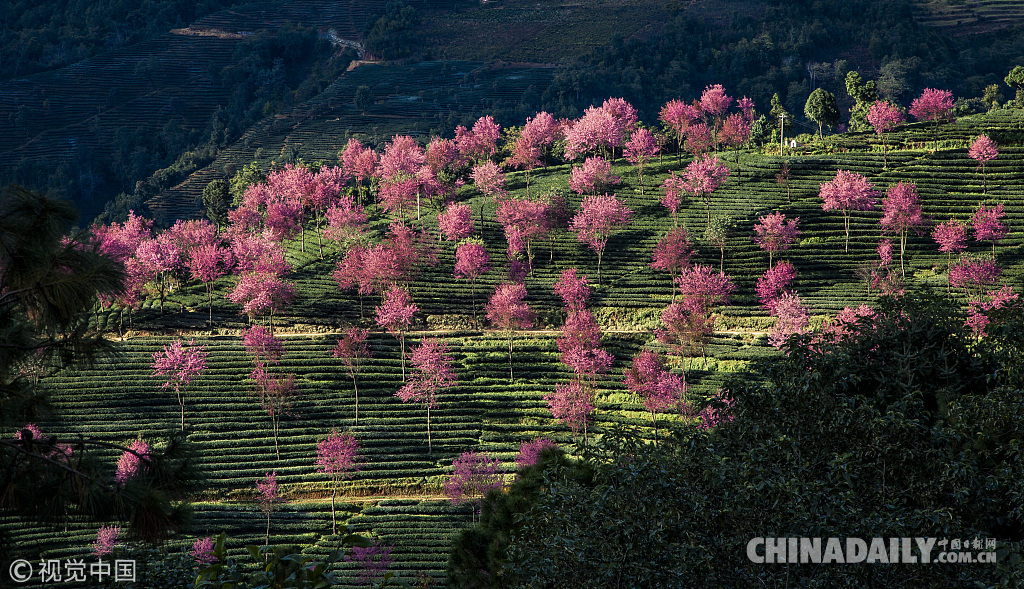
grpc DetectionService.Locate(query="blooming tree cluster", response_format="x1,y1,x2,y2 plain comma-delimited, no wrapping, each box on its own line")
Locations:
395,337,456,454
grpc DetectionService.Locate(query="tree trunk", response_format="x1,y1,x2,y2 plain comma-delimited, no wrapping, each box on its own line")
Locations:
427,404,432,454
508,332,514,382
351,374,359,425
844,213,851,252
178,389,185,431
208,283,214,328
597,250,604,285
331,483,337,535
400,332,406,381
273,414,280,460
265,513,271,547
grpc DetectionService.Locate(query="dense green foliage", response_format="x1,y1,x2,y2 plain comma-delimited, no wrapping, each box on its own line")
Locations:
449,294,1024,587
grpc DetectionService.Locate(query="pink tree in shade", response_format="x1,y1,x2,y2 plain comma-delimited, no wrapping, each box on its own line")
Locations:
315,429,361,533
557,309,614,382
375,286,418,380
152,338,209,430
866,101,905,167
869,239,904,296
340,138,378,204
683,154,729,224
396,338,456,454
484,282,535,382
819,169,880,252
909,88,955,150
969,135,999,193
191,537,216,566
972,203,1008,254
932,219,968,269
496,196,551,273
651,228,695,298
188,241,232,327
443,451,503,523
624,127,660,195
333,328,373,425
569,156,620,196
694,390,736,430
752,211,800,267
93,525,121,557
242,326,295,459
426,136,464,176
674,264,736,315
624,349,686,438
966,285,1019,337
655,302,713,388
437,202,474,242
515,438,558,469
543,380,596,443
880,181,925,274
659,99,702,161
471,161,508,199
14,424,72,461
324,195,368,251
660,171,688,227
115,438,151,485
344,541,395,587
453,241,490,325
949,257,1002,298
718,112,751,158
768,292,810,349
256,471,284,546
756,261,798,312
570,193,633,284
684,122,714,156
553,268,592,312
816,304,878,345
243,325,285,367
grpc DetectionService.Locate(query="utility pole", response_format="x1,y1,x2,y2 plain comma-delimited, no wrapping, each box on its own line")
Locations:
779,113,787,157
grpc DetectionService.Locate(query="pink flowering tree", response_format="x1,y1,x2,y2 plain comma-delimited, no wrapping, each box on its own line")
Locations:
553,268,592,312
191,537,216,566
484,282,535,382
563,106,624,161
624,128,659,195
135,232,181,315
543,379,596,443
570,193,633,284
242,326,295,459
375,286,418,380
471,161,508,199
972,203,1008,255
569,156,620,196
188,241,232,327
227,268,296,333
443,451,503,523
684,122,714,156
768,292,810,349
340,138,378,204
437,202,475,242
969,135,999,193
650,227,694,298
966,286,1019,337
396,338,456,454
377,135,426,219
866,101,905,167
315,430,361,533
455,115,501,164
659,99,702,161
683,154,729,224
256,471,284,546
909,88,955,150
557,308,614,383
718,112,751,159
949,257,1002,298
756,261,798,312
660,171,688,227
932,219,968,269
675,264,736,316
151,338,209,430
868,239,904,296
511,112,558,195
324,195,368,251
515,438,558,469
344,541,395,587
624,350,686,438
115,438,151,486
879,181,925,274
694,390,736,430
752,212,800,267
333,327,373,424
93,525,121,557
453,240,490,325
655,302,713,388
818,169,880,252
495,196,551,272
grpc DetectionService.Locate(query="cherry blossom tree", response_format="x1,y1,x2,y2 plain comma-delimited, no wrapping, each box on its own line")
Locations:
624,127,659,195
756,261,798,311
819,169,879,252
228,269,296,332
557,309,614,382
377,135,426,219
426,136,464,176
623,349,685,437
340,138,378,204
511,112,558,195
345,541,395,587
569,156,620,196
969,135,999,193
471,161,508,199
694,391,736,430
443,451,503,522
869,239,904,296
256,471,284,546
683,154,729,224
543,380,595,442
453,240,490,325
866,101,905,167
484,282,535,382
93,525,121,557
768,292,810,349
333,327,373,424
966,286,1018,337
515,438,558,469
135,232,181,315
655,302,712,387
375,286,418,380
570,193,633,284
115,438,151,485
243,325,285,367
315,430,361,533
675,264,736,315
396,338,456,454
700,84,733,120
496,196,551,271
455,116,501,163
151,338,209,430
659,99,701,161
932,219,968,268
660,171,687,227
188,241,232,326
93,210,152,263
880,181,925,273
909,88,955,150
438,202,475,242
242,326,295,459
972,203,1008,254
191,537,216,566
553,268,591,312
650,227,694,298
563,106,624,161
323,195,368,251
949,257,1001,298
752,212,800,266
684,122,714,156
718,112,751,157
